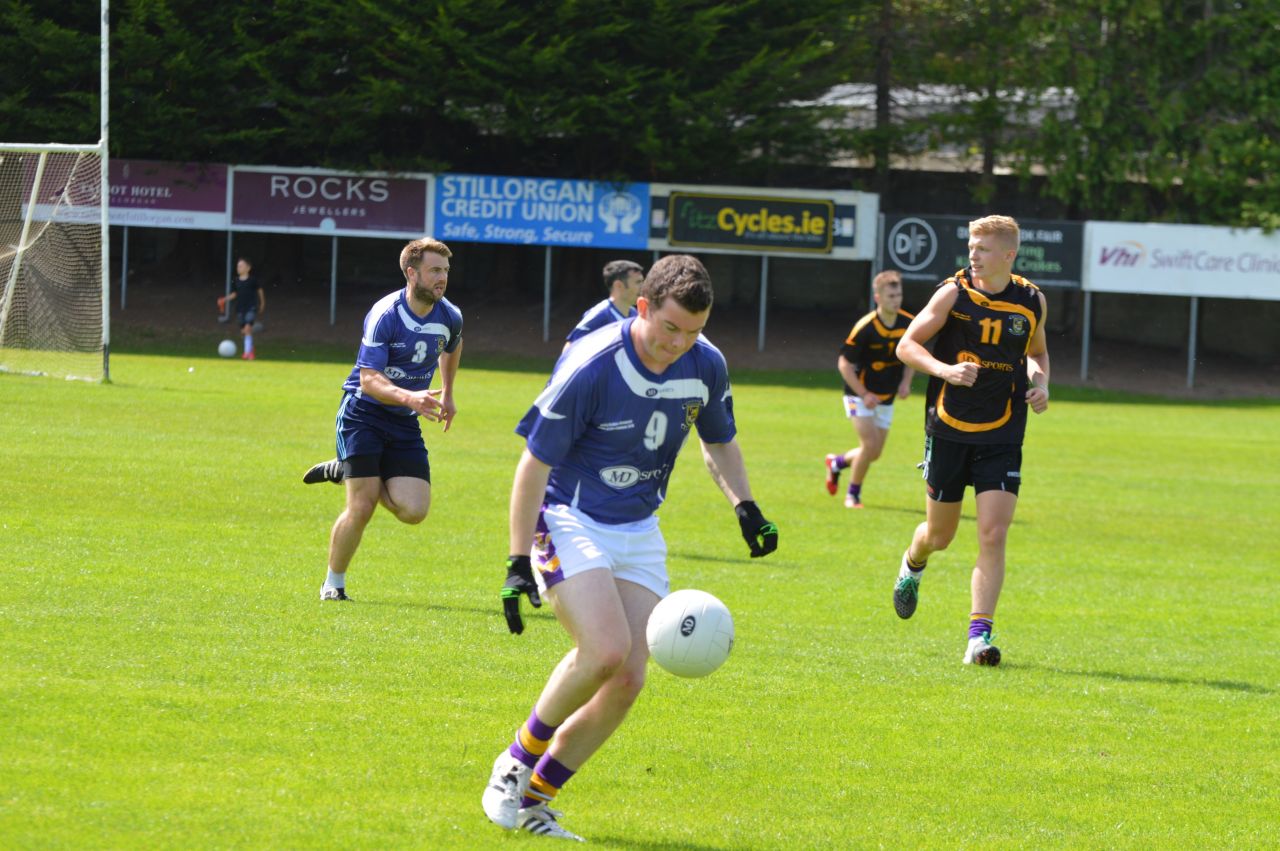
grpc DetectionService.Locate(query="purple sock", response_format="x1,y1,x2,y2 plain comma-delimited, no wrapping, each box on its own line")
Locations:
508,708,558,769
835,455,851,471
522,754,576,808
969,616,993,640
847,482,862,499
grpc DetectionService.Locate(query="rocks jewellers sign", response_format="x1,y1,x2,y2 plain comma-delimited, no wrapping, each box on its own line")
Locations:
229,166,430,237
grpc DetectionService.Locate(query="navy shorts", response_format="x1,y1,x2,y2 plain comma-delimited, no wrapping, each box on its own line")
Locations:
922,434,1021,502
237,308,257,327
335,393,431,482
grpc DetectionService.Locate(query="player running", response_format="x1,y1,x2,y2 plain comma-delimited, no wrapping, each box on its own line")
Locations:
483,254,778,842
301,238,461,601
824,270,914,508
562,259,644,351
890,216,1050,665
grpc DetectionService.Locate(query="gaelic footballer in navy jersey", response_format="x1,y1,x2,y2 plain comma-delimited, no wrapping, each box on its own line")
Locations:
305,237,462,602
483,255,777,842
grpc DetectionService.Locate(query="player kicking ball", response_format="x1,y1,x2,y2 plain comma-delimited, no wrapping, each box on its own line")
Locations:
482,255,778,841
891,216,1050,665
824,270,914,508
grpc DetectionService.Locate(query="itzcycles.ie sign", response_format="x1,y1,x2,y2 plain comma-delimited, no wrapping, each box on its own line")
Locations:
667,192,835,253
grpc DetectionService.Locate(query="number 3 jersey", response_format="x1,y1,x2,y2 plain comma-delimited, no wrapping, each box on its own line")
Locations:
341,289,463,415
517,318,736,525
924,268,1043,445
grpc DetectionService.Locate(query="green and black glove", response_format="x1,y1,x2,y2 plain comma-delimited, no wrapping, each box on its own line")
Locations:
734,500,778,558
501,555,542,634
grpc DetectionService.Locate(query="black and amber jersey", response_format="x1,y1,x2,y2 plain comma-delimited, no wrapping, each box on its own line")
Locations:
924,269,1043,444
839,308,914,402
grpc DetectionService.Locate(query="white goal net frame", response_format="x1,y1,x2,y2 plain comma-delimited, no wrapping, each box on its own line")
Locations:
0,142,110,382
0,1,110,383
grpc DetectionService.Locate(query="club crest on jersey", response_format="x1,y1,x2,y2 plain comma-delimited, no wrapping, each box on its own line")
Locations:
1007,315,1028,336
682,400,701,431
436,337,445,354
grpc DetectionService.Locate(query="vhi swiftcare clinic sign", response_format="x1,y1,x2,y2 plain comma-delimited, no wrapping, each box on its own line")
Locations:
667,192,835,253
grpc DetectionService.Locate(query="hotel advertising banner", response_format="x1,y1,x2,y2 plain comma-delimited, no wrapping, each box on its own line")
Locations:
108,160,229,230
1084,222,1280,300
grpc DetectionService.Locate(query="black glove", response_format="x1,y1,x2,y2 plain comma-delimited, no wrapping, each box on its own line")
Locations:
734,500,778,558
501,555,542,634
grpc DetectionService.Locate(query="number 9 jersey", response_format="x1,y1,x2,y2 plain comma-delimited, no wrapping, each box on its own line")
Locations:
516,318,736,525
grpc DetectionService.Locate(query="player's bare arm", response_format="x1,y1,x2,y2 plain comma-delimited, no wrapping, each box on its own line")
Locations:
898,286,977,387
437,341,463,432
702,438,778,558
837,353,879,408
508,448,552,555
700,438,755,506
359,367,445,420
1025,291,1051,414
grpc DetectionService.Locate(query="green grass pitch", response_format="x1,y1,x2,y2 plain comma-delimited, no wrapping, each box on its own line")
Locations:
2,348,1277,848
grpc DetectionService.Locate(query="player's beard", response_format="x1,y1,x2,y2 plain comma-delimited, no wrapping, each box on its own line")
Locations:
412,282,437,308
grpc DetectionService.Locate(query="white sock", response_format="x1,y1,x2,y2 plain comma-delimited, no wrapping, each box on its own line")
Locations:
245,334,254,353
901,552,925,578
326,569,345,589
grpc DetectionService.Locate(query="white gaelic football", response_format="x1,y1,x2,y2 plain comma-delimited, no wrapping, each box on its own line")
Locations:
646,589,734,678
218,339,237,358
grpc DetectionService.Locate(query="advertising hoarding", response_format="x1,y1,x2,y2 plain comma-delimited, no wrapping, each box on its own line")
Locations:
434,174,649,249
1084,221,1280,300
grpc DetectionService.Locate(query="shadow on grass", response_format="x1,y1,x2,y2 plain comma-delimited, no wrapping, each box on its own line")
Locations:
334,598,558,624
668,551,744,566
1023,663,1273,695
590,837,725,851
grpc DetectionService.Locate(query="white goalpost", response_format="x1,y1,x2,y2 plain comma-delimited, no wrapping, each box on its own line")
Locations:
0,1,109,382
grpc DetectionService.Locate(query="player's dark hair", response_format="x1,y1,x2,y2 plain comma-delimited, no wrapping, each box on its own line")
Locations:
400,237,452,276
641,255,713,313
602,259,643,291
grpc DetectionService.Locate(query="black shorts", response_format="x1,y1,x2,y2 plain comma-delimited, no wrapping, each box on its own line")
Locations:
921,434,1021,502
237,308,257,327
336,394,432,482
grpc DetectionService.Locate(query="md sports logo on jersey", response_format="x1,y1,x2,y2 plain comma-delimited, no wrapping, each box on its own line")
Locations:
957,350,1014,372
599,464,670,489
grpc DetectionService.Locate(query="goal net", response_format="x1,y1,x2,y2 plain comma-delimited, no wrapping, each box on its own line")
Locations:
0,143,106,382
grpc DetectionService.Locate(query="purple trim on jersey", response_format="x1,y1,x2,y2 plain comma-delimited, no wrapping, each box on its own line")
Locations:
566,298,636,343
340,289,462,414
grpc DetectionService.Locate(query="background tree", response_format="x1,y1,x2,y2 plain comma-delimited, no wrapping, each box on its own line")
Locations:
3,0,1278,226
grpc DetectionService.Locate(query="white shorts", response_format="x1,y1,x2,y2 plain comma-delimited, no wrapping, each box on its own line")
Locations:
531,503,670,599
843,394,895,430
